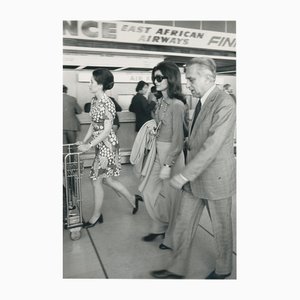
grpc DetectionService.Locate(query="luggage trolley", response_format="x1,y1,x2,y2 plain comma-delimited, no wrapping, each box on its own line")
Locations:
63,143,84,240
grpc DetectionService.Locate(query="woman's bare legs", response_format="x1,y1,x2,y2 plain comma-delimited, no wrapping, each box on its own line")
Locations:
88,177,104,224
104,177,135,208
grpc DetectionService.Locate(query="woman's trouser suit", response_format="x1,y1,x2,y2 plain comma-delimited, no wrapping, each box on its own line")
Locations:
142,141,184,247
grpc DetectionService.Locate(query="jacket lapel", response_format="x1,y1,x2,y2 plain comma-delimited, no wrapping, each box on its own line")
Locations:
189,86,220,140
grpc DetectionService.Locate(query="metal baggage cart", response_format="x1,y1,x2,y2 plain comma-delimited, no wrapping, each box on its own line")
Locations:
63,143,84,240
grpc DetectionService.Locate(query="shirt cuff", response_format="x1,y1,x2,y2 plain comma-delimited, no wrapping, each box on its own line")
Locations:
179,173,189,182
165,157,175,166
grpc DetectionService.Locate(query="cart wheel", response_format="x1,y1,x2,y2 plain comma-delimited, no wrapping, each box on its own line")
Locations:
70,230,81,241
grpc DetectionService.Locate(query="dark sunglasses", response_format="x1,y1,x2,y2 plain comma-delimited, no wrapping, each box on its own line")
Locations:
154,75,168,83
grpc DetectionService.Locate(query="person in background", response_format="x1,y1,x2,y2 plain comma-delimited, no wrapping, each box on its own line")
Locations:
151,57,236,279
223,84,237,155
223,83,236,102
129,81,156,132
77,68,143,228
84,96,122,133
63,85,82,144
140,61,186,250
148,85,162,103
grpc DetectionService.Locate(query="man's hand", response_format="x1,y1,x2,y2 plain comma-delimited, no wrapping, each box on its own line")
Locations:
169,174,188,190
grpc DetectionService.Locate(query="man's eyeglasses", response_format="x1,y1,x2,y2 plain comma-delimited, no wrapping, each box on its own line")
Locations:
154,75,168,83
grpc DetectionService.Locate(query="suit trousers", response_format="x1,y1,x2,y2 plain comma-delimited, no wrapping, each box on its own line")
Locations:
142,141,184,246
168,186,233,276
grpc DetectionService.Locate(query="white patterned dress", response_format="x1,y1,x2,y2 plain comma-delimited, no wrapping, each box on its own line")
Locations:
89,94,121,180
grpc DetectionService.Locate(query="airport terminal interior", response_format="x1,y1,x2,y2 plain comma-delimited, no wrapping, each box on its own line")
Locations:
63,20,236,279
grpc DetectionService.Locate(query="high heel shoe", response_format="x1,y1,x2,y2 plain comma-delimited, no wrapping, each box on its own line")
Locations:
159,243,172,250
142,232,165,242
132,195,143,215
84,214,103,229
98,214,103,223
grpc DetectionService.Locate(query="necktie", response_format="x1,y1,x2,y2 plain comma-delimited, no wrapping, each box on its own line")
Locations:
190,99,202,133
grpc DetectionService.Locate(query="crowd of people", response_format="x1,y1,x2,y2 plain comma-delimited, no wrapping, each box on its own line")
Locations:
63,56,236,279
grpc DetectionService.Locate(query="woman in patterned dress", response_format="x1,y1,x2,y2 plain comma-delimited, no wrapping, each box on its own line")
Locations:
78,68,142,228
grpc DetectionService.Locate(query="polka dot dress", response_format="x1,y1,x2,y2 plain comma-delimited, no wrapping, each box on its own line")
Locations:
89,94,121,180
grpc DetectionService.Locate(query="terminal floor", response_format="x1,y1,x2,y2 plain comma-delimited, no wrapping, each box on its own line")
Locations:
63,164,236,279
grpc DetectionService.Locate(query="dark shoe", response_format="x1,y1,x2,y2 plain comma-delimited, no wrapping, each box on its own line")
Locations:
159,243,172,250
142,233,165,242
205,270,231,279
84,214,103,229
151,269,184,279
98,214,103,223
132,195,143,214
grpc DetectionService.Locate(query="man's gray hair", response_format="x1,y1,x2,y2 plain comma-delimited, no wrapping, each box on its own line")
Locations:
186,57,217,79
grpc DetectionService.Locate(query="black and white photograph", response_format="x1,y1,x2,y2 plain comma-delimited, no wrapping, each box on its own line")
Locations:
62,20,237,279
2,0,300,299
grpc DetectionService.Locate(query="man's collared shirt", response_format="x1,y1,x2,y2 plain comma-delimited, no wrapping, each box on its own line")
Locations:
200,84,216,106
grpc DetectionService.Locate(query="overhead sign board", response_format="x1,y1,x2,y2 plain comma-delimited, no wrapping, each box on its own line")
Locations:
63,21,236,52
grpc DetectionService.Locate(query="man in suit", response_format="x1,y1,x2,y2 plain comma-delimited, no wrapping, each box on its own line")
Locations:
150,57,236,279
63,85,82,144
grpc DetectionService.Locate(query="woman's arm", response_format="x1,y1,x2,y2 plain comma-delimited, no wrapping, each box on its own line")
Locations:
164,101,185,166
89,119,112,146
78,113,113,152
76,123,93,146
159,101,185,180
82,124,93,143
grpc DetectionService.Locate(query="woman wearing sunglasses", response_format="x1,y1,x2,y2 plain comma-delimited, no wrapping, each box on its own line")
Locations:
141,61,187,250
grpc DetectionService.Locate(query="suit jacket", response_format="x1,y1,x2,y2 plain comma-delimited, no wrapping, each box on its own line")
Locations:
63,93,82,131
129,93,156,132
182,86,236,200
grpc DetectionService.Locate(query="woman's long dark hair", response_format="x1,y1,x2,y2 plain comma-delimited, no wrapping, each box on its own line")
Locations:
151,61,186,104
